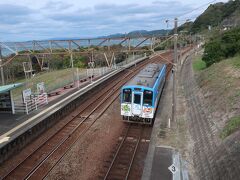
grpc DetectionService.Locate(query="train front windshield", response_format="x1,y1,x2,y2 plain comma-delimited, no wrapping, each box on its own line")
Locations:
122,89,132,103
143,90,153,106
134,94,141,104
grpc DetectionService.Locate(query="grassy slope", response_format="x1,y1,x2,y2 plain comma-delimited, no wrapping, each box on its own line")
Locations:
192,56,206,71
193,55,240,138
12,68,86,100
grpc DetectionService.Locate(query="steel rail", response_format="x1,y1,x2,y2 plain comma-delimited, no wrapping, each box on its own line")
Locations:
25,57,155,179
1,72,122,179
2,51,175,179
103,125,131,180
125,126,144,180
26,82,123,179
103,125,143,180
2,54,156,179
2,67,132,179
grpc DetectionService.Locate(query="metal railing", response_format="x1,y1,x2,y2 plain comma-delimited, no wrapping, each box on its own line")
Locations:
14,93,48,114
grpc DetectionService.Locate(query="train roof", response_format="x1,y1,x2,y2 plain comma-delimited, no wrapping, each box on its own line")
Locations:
124,63,165,89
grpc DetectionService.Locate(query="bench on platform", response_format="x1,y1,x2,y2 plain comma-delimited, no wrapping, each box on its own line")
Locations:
63,84,74,89
47,90,61,97
80,78,87,83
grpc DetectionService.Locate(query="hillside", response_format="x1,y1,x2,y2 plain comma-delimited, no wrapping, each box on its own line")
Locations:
188,53,240,179
48,29,170,41
178,0,240,33
193,55,240,139
100,29,170,38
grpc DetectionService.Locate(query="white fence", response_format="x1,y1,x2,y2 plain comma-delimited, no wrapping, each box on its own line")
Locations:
15,93,48,114
86,66,115,78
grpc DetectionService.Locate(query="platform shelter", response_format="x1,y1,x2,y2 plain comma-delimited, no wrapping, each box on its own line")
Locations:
0,83,23,114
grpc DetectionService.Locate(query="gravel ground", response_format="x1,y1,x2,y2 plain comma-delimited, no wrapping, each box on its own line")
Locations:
45,99,125,180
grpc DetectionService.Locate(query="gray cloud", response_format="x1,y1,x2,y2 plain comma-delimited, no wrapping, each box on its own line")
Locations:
0,1,208,41
0,4,32,15
48,1,192,30
0,4,33,25
41,0,73,11
55,2,190,19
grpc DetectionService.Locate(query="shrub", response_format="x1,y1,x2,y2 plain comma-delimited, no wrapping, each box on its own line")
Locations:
202,28,240,67
202,39,224,67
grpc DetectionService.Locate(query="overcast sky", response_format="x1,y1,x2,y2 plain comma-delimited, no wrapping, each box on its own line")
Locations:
0,0,228,42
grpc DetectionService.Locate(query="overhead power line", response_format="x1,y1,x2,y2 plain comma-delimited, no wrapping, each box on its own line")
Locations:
178,0,218,18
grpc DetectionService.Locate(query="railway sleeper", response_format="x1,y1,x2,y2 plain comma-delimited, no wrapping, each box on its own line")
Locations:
107,176,123,180
109,170,127,176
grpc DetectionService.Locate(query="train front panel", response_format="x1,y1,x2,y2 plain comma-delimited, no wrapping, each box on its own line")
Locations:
141,89,154,119
121,88,133,117
121,86,155,119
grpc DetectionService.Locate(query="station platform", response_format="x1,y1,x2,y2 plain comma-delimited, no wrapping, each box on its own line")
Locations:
0,56,148,163
142,52,192,180
141,76,174,180
0,79,91,136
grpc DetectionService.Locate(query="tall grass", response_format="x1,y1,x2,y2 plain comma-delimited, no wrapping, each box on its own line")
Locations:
193,57,206,71
220,116,240,139
230,56,240,69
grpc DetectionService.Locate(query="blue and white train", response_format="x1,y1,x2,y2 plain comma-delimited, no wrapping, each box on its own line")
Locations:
121,63,166,124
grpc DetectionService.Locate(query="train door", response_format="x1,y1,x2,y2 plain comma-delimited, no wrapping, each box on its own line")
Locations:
132,92,143,116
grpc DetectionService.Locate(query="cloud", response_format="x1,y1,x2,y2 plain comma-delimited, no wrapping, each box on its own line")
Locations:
48,1,193,31
0,4,32,15
49,1,191,24
0,4,33,24
41,0,73,11
0,0,221,41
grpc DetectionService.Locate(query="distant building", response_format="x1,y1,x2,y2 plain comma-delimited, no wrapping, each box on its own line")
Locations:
208,25,212,31
222,17,240,30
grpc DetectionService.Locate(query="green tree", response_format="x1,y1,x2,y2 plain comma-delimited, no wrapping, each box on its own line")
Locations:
202,39,224,67
202,27,240,67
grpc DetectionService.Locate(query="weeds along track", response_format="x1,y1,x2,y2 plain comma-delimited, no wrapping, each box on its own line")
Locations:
0,52,172,180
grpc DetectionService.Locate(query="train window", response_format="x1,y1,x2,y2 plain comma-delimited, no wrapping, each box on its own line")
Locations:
134,94,141,104
143,90,153,106
123,89,132,103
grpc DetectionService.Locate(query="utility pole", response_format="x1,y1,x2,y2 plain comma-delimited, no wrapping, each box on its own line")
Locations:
70,52,74,68
70,52,75,85
0,46,5,85
172,18,178,123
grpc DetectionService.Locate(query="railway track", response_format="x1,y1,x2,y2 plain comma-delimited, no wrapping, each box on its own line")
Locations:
99,124,151,180
0,52,172,179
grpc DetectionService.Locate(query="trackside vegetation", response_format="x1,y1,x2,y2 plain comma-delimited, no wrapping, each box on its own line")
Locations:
220,116,240,139
195,56,240,139
193,56,206,71
202,28,240,67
